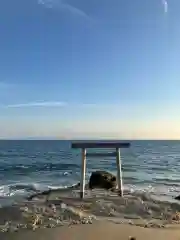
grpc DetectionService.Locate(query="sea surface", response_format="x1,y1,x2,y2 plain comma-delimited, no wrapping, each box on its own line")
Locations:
1,140,180,229
0,140,180,205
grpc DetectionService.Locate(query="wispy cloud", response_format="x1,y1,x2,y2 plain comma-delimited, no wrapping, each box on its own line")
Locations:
38,0,91,20
162,0,168,13
2,101,67,108
0,101,121,109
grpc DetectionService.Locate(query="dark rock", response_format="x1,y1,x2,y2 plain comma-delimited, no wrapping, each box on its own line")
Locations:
89,171,116,190
175,195,180,200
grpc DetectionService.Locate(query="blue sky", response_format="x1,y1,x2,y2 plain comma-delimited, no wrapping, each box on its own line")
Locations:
0,0,180,139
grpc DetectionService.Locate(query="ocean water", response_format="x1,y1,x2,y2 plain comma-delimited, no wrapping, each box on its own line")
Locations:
0,140,180,206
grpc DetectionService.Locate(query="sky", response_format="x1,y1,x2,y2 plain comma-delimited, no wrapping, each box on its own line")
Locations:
0,0,180,139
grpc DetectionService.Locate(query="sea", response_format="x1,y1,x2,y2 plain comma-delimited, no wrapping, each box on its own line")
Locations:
1,140,180,227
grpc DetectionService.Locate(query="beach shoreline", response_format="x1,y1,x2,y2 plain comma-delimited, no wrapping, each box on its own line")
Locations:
1,220,180,240
0,187,180,233
0,185,180,239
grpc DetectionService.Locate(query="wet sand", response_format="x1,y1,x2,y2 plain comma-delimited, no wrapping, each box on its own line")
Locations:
1,187,180,239
1,221,180,240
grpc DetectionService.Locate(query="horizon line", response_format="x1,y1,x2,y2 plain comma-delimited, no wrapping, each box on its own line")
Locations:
0,138,178,141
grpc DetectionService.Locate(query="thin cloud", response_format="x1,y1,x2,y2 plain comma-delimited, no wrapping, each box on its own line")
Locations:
1,101,120,109
3,101,67,108
61,2,91,20
38,0,55,8
162,0,168,13
38,0,91,20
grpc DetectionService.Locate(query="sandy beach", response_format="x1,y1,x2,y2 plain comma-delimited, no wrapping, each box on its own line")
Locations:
1,187,180,239
1,221,180,240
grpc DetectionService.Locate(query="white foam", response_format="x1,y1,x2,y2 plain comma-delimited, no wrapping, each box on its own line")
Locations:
0,185,10,197
48,182,79,190
0,180,178,209
0,181,78,199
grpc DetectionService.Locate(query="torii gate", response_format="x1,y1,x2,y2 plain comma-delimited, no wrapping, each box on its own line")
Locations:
71,141,130,199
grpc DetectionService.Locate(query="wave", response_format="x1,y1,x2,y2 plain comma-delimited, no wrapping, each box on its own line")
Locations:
0,180,179,202
0,163,80,174
0,181,81,199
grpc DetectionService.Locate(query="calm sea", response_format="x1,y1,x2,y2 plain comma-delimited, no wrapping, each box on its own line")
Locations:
0,140,180,206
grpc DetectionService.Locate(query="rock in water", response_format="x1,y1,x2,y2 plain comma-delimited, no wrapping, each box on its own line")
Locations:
175,195,180,200
89,171,116,190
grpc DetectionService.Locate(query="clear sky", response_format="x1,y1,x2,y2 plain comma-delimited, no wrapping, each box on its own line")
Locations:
0,0,180,139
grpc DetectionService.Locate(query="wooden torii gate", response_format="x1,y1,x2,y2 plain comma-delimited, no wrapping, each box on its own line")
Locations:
71,142,130,199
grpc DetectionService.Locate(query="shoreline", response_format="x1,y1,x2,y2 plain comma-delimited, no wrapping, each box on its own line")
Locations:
1,220,180,240
0,189,180,233
1,184,180,237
